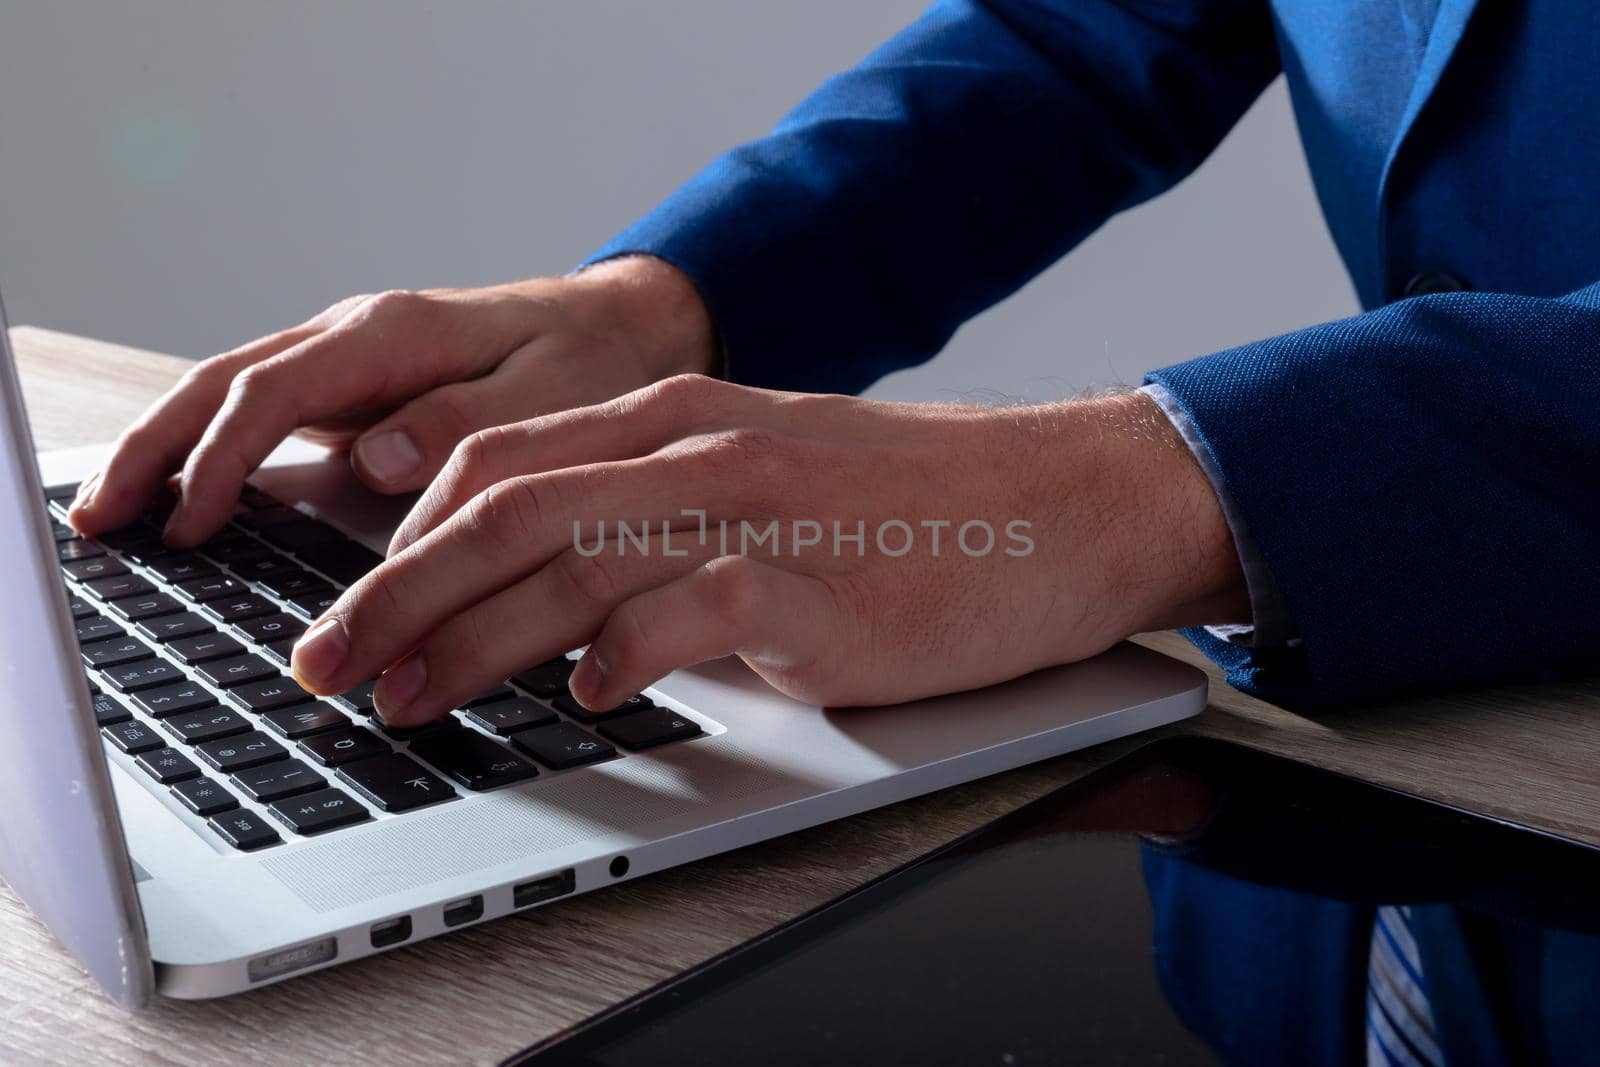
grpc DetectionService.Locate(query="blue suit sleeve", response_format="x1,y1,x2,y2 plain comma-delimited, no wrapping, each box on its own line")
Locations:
585,0,1279,394
1146,282,1600,708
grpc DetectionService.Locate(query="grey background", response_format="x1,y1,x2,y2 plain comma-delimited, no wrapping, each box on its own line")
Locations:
0,1,1357,404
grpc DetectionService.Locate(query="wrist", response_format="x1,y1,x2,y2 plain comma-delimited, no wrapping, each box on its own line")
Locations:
1037,393,1248,637
565,255,720,381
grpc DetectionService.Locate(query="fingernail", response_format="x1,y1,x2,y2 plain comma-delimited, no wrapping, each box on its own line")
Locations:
569,652,604,706
66,472,102,530
69,472,101,514
291,616,349,691
355,430,422,487
375,655,427,722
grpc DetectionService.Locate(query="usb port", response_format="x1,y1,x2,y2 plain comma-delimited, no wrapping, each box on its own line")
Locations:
442,895,484,927
369,916,411,949
514,869,576,909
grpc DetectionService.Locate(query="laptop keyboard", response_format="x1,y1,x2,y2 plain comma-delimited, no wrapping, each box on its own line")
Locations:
46,482,708,852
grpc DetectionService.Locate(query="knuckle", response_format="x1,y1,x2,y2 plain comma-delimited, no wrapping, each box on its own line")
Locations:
702,556,761,626
446,426,503,488
627,373,717,418
348,565,407,630
469,476,546,554
226,362,279,405
699,426,785,471
356,288,421,323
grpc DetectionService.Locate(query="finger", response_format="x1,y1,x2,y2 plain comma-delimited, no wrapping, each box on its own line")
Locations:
392,373,767,551
65,313,342,536
370,537,717,725
350,364,544,494
291,431,791,697
571,556,837,710
163,291,512,545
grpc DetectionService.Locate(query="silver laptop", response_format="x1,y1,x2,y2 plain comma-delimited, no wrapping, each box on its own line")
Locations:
0,297,1206,1008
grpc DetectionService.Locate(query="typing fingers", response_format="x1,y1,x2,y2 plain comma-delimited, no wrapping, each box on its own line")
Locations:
291,434,792,700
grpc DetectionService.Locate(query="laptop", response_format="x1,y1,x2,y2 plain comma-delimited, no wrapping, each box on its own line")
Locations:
0,295,1207,1008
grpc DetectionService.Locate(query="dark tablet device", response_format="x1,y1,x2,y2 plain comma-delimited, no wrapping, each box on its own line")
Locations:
508,737,1600,1066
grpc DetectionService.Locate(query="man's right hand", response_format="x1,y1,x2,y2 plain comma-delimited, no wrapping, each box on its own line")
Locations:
66,255,718,547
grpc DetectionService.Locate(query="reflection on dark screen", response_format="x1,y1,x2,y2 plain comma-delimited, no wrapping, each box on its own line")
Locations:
515,739,1600,1067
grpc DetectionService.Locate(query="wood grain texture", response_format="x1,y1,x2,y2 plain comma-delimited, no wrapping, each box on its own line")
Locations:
3,326,1598,1065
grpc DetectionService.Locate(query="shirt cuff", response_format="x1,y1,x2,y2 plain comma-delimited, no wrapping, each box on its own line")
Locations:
1138,382,1299,649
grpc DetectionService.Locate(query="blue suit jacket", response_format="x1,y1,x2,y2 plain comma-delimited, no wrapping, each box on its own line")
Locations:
588,0,1600,708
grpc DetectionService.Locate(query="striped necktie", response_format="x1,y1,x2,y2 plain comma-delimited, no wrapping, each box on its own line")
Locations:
1366,905,1444,1067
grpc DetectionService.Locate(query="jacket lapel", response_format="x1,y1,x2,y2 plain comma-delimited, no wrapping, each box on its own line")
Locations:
1373,0,1482,288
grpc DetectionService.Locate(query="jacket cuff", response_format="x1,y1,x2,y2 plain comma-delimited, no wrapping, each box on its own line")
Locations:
1139,383,1299,649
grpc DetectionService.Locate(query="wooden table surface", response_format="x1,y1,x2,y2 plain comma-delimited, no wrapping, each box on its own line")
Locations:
3,326,1598,1066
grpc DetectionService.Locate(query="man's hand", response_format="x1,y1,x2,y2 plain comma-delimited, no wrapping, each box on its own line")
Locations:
289,378,1248,723
65,256,717,545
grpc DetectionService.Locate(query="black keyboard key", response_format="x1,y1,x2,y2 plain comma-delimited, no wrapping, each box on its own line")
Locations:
67,594,97,620
195,731,287,773
232,759,325,802
132,680,216,718
227,554,302,582
120,541,169,566
143,553,220,583
371,715,454,741
136,611,213,644
512,658,575,698
135,746,202,784
551,692,652,725
257,569,330,600
411,728,540,790
260,703,349,739
196,654,278,688
95,531,157,556
225,675,314,713
90,690,133,726
208,809,280,850
84,574,156,602
100,658,187,693
174,575,246,603
286,590,340,621
197,535,273,566
261,638,297,666
102,719,164,754
461,684,516,708
295,541,383,585
80,635,154,669
233,613,307,645
107,592,184,623
50,518,75,542
163,707,252,744
167,633,245,664
465,697,557,736
298,727,389,767
595,706,703,750
267,787,369,836
57,538,106,563
75,616,122,644
62,555,125,581
337,752,454,812
232,505,302,530
260,518,344,554
201,594,277,624
511,722,616,770
334,680,377,716
171,777,238,817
